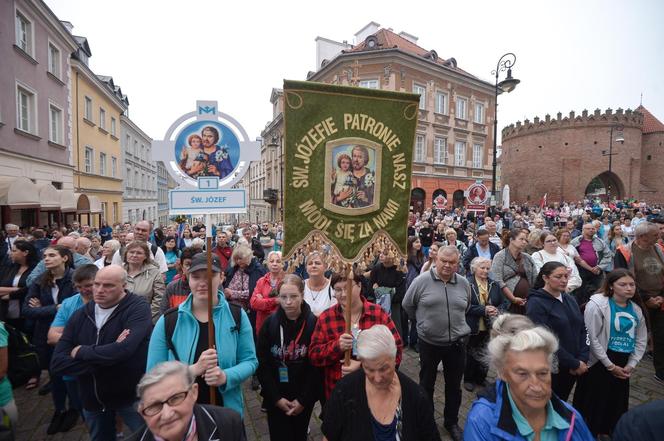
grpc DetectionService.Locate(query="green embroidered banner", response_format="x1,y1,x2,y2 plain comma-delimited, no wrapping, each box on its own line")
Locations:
282,80,418,263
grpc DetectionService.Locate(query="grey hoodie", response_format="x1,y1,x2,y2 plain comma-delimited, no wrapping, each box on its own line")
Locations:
402,269,471,346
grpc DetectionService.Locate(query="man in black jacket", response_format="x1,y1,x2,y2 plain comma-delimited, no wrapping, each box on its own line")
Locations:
128,361,246,441
51,265,153,441
242,228,265,261
462,229,500,274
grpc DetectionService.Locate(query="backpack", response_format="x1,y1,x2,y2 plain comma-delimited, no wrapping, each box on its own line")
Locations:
163,303,242,361
4,323,40,388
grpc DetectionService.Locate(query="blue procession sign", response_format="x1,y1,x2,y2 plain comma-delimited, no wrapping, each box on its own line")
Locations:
153,100,260,190
169,188,247,215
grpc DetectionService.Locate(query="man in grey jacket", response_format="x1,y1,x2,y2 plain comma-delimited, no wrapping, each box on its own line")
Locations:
402,246,470,441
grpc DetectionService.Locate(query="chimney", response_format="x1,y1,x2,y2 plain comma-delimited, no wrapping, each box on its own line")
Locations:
398,31,419,44
354,21,381,43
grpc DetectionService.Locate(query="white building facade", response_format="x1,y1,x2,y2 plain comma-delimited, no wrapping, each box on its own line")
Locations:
120,114,157,223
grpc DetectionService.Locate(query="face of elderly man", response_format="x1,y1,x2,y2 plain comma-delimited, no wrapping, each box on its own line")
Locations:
435,248,459,281
500,350,552,415
140,373,198,440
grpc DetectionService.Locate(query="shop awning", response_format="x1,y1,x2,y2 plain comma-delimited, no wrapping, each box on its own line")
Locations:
0,177,40,209
73,193,90,213
59,190,77,212
37,184,61,209
89,196,102,214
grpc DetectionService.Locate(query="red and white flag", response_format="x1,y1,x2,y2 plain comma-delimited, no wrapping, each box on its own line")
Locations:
539,193,548,210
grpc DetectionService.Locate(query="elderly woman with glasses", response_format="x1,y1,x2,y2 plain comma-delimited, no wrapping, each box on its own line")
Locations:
464,314,594,441
321,324,440,441
128,361,246,441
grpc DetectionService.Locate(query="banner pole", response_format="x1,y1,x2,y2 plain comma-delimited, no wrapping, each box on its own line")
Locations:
344,263,353,366
205,214,216,405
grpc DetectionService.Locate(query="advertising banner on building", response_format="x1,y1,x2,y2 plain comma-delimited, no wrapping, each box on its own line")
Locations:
282,80,418,263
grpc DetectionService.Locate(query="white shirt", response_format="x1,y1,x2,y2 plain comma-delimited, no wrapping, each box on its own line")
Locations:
111,243,168,273
50,285,60,303
94,303,119,329
532,248,583,292
303,279,336,316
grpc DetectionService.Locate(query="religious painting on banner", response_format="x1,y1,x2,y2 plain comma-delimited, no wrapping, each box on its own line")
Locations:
282,80,418,267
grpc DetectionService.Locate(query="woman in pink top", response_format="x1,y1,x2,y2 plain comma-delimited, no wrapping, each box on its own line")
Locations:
251,251,285,335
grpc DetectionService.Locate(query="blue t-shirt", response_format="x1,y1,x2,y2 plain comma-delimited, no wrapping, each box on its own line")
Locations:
608,298,638,353
52,294,85,328
476,243,492,260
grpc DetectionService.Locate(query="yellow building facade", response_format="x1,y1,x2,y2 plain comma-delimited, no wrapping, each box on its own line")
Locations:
71,56,126,227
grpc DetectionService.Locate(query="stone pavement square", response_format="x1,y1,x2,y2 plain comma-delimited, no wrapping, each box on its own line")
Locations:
14,347,664,440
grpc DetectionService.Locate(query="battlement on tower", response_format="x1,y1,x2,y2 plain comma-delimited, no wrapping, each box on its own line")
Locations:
502,107,644,139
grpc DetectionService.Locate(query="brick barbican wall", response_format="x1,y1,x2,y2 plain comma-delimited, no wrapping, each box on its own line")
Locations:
640,132,664,201
500,108,653,203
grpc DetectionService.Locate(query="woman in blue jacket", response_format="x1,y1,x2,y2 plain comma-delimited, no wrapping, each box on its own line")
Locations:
464,313,593,441
147,253,257,417
23,245,78,434
526,262,589,401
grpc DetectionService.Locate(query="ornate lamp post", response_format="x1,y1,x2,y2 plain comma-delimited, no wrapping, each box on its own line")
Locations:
491,53,520,207
601,125,625,202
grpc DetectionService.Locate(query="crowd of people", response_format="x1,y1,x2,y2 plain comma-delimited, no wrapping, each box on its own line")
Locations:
0,196,661,441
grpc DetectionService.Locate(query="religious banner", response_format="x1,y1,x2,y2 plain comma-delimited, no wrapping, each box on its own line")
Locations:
282,80,418,264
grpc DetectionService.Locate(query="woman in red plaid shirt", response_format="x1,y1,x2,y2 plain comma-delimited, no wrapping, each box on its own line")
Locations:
309,270,403,399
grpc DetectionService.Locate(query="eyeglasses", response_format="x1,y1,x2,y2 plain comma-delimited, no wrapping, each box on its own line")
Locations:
141,389,190,416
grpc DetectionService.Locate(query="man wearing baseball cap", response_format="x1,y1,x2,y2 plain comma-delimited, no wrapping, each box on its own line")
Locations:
146,253,257,417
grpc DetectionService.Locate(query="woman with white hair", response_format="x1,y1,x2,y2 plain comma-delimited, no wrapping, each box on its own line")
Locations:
128,361,245,441
321,324,440,441
95,239,120,269
463,257,506,392
464,314,594,441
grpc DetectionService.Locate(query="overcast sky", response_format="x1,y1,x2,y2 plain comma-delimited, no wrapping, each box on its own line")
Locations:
46,0,663,145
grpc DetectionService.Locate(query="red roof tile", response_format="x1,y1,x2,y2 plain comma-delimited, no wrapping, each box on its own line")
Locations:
346,28,477,78
637,105,664,133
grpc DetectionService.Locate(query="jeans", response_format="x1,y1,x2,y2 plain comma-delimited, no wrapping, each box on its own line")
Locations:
419,339,466,427
83,404,143,441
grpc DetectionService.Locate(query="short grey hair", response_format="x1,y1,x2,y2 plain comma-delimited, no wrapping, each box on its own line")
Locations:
635,221,658,238
267,251,282,261
470,256,491,274
191,237,205,248
4,224,18,230
487,313,558,372
103,239,121,253
137,361,194,401
438,245,460,258
231,244,253,261
356,324,397,360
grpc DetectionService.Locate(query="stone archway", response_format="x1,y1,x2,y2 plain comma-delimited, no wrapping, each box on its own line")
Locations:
410,188,426,214
585,171,624,200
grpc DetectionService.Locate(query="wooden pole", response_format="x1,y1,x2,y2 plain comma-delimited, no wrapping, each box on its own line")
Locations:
344,263,353,366
205,215,216,405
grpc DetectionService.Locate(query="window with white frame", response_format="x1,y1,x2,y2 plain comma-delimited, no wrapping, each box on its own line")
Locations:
48,103,63,144
101,202,107,222
15,11,33,55
359,79,379,89
415,134,425,162
434,137,448,164
134,171,139,189
99,108,106,129
456,97,467,120
473,143,483,168
141,144,145,161
110,117,116,136
133,140,138,157
84,97,92,121
85,147,94,173
454,141,466,166
16,85,36,133
113,202,118,223
127,168,132,187
111,156,117,177
413,84,426,110
435,91,448,114
47,42,61,78
99,152,107,176
474,102,485,124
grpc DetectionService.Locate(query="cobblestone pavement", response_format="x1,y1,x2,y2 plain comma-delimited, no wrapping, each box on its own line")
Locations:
14,347,664,440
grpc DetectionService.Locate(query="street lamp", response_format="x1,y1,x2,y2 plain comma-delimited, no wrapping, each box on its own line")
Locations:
491,53,520,208
268,135,284,221
601,125,625,202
